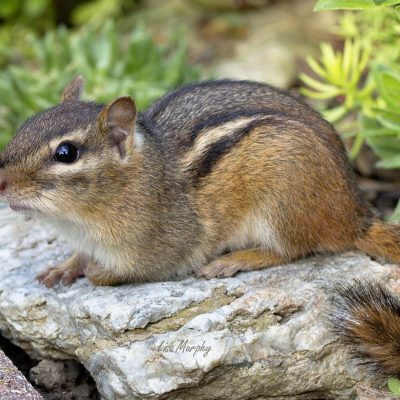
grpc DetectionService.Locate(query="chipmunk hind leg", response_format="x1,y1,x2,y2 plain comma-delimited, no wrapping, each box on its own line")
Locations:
355,220,400,263
196,211,293,279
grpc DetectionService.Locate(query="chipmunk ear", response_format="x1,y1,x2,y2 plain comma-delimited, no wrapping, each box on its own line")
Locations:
99,96,137,158
61,75,84,103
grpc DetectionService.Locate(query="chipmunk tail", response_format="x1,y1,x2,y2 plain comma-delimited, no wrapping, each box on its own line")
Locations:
330,279,400,376
355,220,400,263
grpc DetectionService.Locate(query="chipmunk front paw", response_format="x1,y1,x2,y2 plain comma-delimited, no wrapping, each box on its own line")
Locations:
37,252,85,288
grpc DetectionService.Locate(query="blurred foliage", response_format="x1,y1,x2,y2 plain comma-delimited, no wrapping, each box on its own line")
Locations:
301,3,400,219
0,0,141,66
0,21,200,148
314,0,400,11
0,0,54,65
71,0,141,26
0,0,140,29
388,376,400,396
190,0,270,10
0,0,54,30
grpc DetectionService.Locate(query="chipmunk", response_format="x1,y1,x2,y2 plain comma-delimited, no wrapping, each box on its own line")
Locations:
330,279,400,377
0,76,400,288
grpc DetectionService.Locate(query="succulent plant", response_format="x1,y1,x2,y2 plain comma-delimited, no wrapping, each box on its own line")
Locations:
0,21,200,148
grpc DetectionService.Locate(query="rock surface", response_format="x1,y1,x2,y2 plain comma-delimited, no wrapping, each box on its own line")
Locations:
0,349,43,400
0,206,397,399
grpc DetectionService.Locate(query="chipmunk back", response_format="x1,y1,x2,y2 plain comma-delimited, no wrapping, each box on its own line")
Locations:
0,76,399,287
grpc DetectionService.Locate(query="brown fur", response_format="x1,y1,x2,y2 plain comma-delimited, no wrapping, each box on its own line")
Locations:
61,75,85,103
351,306,400,374
356,221,400,263
0,78,399,286
331,280,400,376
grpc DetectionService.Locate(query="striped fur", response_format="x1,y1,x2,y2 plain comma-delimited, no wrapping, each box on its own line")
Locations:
0,78,399,286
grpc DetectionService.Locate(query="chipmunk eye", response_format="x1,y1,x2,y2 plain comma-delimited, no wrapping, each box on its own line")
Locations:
53,143,79,163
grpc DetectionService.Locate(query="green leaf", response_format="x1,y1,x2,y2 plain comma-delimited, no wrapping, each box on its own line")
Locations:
388,377,400,395
375,109,400,131
299,73,341,94
373,65,400,108
320,43,342,84
299,88,340,100
367,136,400,159
376,154,400,168
350,132,365,158
361,127,400,137
306,56,330,80
322,105,348,122
390,202,400,222
315,0,400,11
342,39,353,80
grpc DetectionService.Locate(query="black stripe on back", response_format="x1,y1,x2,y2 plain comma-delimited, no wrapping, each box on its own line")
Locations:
189,118,273,185
189,108,283,143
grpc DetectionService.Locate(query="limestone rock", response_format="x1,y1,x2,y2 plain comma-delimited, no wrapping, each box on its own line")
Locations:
0,349,43,400
0,206,395,399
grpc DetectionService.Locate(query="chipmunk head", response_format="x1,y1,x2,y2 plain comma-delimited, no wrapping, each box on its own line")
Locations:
0,75,140,220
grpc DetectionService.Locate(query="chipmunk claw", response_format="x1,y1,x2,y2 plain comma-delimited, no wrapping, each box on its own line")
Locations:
37,265,82,288
37,267,67,288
